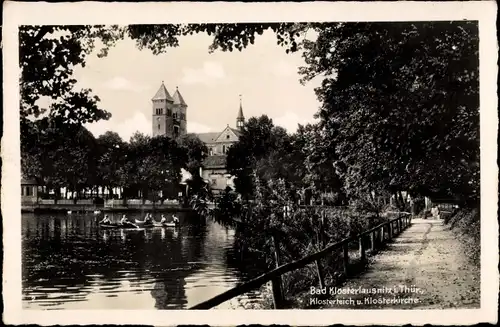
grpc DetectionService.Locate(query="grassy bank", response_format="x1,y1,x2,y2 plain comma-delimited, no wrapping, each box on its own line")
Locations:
443,208,480,267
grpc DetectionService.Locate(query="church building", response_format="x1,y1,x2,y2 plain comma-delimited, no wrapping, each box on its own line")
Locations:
152,81,188,138
151,82,245,193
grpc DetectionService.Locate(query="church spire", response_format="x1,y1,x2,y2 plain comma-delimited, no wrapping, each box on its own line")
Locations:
172,86,187,106
236,94,245,129
152,81,173,102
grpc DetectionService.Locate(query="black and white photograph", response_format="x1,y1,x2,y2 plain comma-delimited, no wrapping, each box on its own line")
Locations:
2,1,498,326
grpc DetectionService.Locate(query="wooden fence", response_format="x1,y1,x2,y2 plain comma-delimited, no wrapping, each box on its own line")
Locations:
189,213,412,309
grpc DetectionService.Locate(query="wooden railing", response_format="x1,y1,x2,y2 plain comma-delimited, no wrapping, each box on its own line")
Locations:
189,213,412,309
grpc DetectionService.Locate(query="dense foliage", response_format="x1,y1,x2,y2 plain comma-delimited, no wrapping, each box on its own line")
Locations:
299,22,479,206
19,25,124,124
21,121,207,202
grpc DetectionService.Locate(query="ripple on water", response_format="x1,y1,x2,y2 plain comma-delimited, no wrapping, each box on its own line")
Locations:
22,214,267,309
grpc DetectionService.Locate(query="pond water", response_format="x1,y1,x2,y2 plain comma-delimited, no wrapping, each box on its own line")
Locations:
22,212,267,310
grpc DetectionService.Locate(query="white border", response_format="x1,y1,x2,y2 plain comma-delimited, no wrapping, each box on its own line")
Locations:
2,1,498,325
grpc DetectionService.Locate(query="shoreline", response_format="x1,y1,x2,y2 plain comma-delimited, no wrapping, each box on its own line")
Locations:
22,205,194,214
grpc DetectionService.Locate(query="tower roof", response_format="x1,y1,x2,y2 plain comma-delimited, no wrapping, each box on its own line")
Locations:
237,94,245,120
152,81,173,101
172,86,187,106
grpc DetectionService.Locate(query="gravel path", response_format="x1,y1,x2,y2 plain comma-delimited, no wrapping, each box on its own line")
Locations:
320,218,480,309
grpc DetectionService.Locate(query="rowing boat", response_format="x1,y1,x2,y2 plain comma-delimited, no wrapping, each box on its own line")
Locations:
153,222,178,228
99,222,140,229
135,219,179,228
99,220,178,229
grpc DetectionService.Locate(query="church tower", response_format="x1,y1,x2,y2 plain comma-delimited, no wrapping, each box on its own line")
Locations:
172,86,188,137
236,94,245,130
152,82,187,138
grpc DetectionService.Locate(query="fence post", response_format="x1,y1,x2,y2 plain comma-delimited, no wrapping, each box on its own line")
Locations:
380,226,385,244
388,222,393,240
270,235,284,309
343,242,349,276
370,231,376,251
315,259,325,289
359,236,366,263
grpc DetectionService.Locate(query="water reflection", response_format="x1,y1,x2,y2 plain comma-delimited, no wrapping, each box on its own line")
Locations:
22,212,266,310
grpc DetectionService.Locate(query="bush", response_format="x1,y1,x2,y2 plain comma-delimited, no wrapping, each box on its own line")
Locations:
445,208,480,266
214,177,395,308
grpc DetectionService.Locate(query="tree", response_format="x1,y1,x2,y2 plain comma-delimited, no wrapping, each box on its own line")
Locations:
121,132,188,202
294,123,345,205
96,131,126,198
126,23,305,54
177,134,208,177
299,22,479,205
19,25,125,125
227,115,277,198
21,119,98,201
21,118,68,199
120,132,151,200
148,135,187,201
52,125,97,201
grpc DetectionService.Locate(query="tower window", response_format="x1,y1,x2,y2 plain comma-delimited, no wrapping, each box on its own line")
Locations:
226,135,230,139
167,109,172,116
174,126,179,137
158,124,161,130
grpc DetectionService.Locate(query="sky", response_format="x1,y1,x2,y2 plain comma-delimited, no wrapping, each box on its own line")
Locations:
74,29,322,142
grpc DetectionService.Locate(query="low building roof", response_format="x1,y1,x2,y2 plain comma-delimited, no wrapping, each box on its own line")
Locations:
230,127,241,137
203,155,227,169
192,132,220,144
21,178,37,185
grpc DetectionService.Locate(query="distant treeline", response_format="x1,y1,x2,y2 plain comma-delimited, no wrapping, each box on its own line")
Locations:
21,120,208,202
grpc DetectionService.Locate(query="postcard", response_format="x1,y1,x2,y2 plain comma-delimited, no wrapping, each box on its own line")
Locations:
2,1,498,325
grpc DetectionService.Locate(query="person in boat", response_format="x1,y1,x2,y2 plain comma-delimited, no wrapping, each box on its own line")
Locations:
160,214,168,224
144,213,154,225
99,215,112,225
120,214,132,225
172,214,180,225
